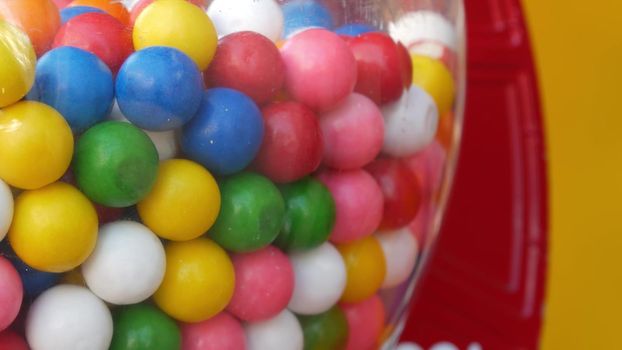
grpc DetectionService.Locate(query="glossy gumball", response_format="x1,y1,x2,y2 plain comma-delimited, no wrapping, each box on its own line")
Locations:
410,54,455,115
207,0,283,43
0,257,22,331
298,306,349,350
53,12,133,73
205,31,285,105
334,23,377,36
131,0,206,24
0,330,28,350
437,111,455,150
8,254,61,298
0,0,60,56
340,295,385,350
281,0,333,37
253,102,323,183
68,0,130,25
0,180,13,242
0,20,36,108
244,310,304,350
337,236,386,303
53,0,73,9
397,42,413,87
181,312,246,350
110,304,181,350
60,6,104,24
376,228,419,288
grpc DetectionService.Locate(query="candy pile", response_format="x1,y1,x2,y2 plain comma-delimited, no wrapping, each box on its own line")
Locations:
0,0,458,349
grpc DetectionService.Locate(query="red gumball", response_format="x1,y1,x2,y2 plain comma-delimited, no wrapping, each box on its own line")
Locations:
53,12,133,73
0,257,22,332
253,102,323,183
205,31,285,105
366,158,422,230
340,295,385,350
94,204,124,224
0,330,29,350
347,32,405,105
397,42,413,87
130,0,206,25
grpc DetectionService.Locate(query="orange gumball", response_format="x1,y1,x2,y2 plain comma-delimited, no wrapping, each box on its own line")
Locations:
436,111,455,150
0,0,61,56
69,0,130,26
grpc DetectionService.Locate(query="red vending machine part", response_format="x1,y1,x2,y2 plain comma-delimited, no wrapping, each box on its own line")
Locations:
400,0,548,349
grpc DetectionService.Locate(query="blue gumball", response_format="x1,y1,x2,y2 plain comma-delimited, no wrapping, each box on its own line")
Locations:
282,0,334,38
28,46,114,133
334,23,378,36
0,245,60,298
181,88,264,175
60,6,105,24
116,46,204,131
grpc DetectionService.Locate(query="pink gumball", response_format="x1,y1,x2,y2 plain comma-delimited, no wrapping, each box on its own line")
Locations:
406,140,447,198
340,294,386,350
280,28,357,111
0,330,29,350
320,93,384,170
227,246,294,321
316,169,383,244
181,312,246,350
0,257,23,331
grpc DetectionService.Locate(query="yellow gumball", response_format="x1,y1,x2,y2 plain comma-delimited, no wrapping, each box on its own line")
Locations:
8,182,99,273
154,238,235,323
133,0,218,70
0,101,73,190
0,20,36,108
337,236,386,303
138,159,220,241
411,54,455,115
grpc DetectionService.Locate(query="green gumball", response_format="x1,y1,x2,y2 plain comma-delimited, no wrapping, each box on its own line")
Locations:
298,306,349,350
110,303,181,350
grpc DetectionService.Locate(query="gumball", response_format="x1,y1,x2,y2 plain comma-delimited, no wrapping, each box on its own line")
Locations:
436,111,455,150
276,178,335,251
116,46,204,131
280,29,357,111
411,55,455,115
26,285,113,350
154,239,235,323
60,5,105,24
298,306,349,350
366,158,422,230
133,0,217,70
397,42,413,87
337,236,386,303
94,204,124,224
53,12,133,73
382,85,439,157
68,0,130,25
209,172,285,252
281,0,333,38
288,243,346,315
0,330,28,350
29,46,114,133
181,89,264,175
406,140,447,198
253,102,322,182
227,246,294,321
316,169,383,243
9,182,98,272
82,221,166,305
131,0,206,25
205,31,285,105
61,268,86,287
320,93,384,169
244,310,304,350
334,23,377,36
73,121,159,207
0,21,36,108
0,257,22,331
110,303,181,350
0,0,60,56
138,159,221,241
53,0,73,9
0,180,12,242
388,11,458,51
207,0,283,43
7,254,61,298
181,312,246,350
376,228,419,288
340,294,385,350
409,41,457,76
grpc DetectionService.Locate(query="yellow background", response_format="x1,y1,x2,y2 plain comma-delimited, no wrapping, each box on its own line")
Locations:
521,1,622,348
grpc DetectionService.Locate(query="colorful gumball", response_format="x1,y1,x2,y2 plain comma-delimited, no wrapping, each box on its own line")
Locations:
116,46,204,131
205,31,285,105
73,121,159,207
406,140,447,198
410,54,455,115
316,169,383,244
133,0,217,70
281,0,334,37
320,93,384,169
181,312,246,350
181,88,264,175
138,159,221,241
131,0,206,25
337,236,386,303
53,0,73,9
280,28,357,111
6,253,61,297
0,257,22,331
253,102,323,182
82,221,166,305
68,0,130,25
110,303,181,350
397,42,414,87
227,246,294,321
209,172,285,252
154,239,235,323
53,12,133,73
244,310,304,350
340,294,385,350
388,11,458,51
94,204,124,224
0,330,28,350
376,228,419,288
60,5,105,24
29,46,114,133
26,285,113,350
207,0,283,43
288,242,347,315
0,180,13,242
0,0,60,56
298,306,349,350
0,20,36,108
436,111,455,150
8,182,98,273
334,23,377,36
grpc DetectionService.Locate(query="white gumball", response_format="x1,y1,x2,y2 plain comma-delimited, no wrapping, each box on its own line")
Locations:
382,86,439,158
376,228,419,289
26,285,113,350
81,221,166,305
245,309,303,350
388,10,458,50
0,179,13,241
288,242,346,315
207,0,284,42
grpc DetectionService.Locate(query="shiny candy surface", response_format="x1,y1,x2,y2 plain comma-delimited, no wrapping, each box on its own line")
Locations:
340,294,385,350
0,179,13,241
0,0,60,56
131,0,207,25
68,0,130,25
282,0,333,38
60,6,105,24
0,330,28,350
337,236,386,303
0,20,36,108
376,228,419,288
0,257,22,331
410,54,455,115
207,0,284,43
298,306,349,350
110,303,181,350
244,310,304,350
181,312,246,350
